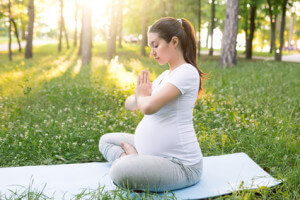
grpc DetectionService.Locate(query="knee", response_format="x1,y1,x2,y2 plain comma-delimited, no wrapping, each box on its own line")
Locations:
109,156,139,189
98,133,112,149
98,134,112,156
99,133,109,144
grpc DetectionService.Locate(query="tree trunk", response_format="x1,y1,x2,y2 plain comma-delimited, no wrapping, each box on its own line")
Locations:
270,16,276,53
197,0,201,57
220,0,240,68
25,0,34,59
141,0,147,56
243,0,248,54
78,7,83,56
168,0,174,16
267,0,276,54
58,0,63,51
81,0,92,65
209,0,215,56
74,0,78,47
62,20,70,49
8,0,12,61
245,3,256,59
276,0,288,61
107,0,118,60
117,0,123,48
160,0,167,17
21,23,26,40
11,19,22,52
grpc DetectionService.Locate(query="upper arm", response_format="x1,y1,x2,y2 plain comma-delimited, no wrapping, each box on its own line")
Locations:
138,66,199,115
142,83,181,114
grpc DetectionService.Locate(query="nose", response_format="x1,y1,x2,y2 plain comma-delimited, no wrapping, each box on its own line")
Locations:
150,49,155,57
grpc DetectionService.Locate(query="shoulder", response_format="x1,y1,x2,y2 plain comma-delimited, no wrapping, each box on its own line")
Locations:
172,63,199,79
167,63,199,94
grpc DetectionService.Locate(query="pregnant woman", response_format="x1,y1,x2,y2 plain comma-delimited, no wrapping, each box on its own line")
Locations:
99,17,207,192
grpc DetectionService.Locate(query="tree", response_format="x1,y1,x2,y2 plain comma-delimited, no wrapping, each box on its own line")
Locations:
141,0,148,56
63,16,69,49
209,0,215,56
107,0,118,60
220,0,240,68
81,0,92,65
11,19,22,52
25,0,34,59
1,0,22,56
197,0,201,57
8,0,12,61
160,0,174,17
78,5,83,56
266,0,280,54
276,0,288,61
117,0,123,48
74,0,78,47
245,1,257,59
239,0,249,54
58,0,69,52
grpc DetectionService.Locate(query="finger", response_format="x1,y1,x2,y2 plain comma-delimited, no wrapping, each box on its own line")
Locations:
143,70,147,84
146,70,150,83
137,75,141,85
141,71,144,84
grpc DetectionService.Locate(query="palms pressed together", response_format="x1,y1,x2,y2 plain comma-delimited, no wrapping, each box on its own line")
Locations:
120,69,152,157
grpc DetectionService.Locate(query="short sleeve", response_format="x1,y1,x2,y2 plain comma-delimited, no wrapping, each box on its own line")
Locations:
167,65,199,95
152,70,169,91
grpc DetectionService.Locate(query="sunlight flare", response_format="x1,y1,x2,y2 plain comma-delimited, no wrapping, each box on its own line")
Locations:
39,53,77,81
108,56,137,89
72,59,82,78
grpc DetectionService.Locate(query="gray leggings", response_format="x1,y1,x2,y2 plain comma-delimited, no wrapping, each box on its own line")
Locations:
99,132,203,192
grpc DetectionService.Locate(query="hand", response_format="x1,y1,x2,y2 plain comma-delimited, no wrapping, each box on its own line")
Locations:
135,69,152,98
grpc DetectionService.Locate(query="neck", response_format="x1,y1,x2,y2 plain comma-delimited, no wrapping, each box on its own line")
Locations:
168,52,186,71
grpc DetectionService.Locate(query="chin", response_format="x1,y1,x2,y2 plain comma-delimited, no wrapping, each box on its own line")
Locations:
157,60,167,65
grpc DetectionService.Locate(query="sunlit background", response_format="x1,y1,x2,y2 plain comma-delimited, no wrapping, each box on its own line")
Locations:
2,0,299,52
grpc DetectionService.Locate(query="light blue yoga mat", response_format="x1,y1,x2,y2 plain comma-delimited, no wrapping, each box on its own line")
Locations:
0,152,282,199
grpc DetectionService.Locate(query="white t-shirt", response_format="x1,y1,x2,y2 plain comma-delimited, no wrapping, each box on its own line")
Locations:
134,63,203,165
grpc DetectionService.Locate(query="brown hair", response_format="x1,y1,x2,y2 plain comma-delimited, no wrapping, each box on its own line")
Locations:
149,17,208,96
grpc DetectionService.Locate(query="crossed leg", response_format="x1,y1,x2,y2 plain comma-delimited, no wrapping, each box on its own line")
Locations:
99,132,137,163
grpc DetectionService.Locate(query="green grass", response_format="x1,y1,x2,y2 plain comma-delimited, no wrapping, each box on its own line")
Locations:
0,43,299,199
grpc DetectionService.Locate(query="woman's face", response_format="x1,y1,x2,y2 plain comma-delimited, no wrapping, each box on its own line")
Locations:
148,32,173,65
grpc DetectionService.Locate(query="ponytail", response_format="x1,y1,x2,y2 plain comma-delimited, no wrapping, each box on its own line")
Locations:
149,17,208,96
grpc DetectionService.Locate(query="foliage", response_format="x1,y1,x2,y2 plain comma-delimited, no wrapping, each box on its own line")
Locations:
0,43,299,199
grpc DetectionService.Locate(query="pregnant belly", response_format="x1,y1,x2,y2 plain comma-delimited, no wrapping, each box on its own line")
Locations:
134,117,180,156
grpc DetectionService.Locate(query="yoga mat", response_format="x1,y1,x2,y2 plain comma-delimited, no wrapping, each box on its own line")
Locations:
0,152,282,199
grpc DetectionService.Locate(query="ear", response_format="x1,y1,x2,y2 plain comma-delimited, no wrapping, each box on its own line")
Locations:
171,36,179,48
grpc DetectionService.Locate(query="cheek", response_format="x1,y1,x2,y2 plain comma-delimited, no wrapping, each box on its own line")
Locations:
158,46,169,58
157,48,169,65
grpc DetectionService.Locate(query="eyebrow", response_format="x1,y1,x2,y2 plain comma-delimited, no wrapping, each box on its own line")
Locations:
148,41,158,47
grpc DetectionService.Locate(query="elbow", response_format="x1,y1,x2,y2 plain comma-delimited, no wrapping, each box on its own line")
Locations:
125,96,138,111
139,103,158,115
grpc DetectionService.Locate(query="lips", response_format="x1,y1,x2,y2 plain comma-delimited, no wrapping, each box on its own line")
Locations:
155,57,160,60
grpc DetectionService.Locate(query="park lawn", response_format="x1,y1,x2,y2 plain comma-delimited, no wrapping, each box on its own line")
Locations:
0,43,299,199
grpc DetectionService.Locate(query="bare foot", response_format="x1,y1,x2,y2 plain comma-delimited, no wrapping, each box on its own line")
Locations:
120,141,138,157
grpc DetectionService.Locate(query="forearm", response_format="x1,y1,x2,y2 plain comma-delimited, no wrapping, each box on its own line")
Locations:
136,95,156,115
125,95,138,111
